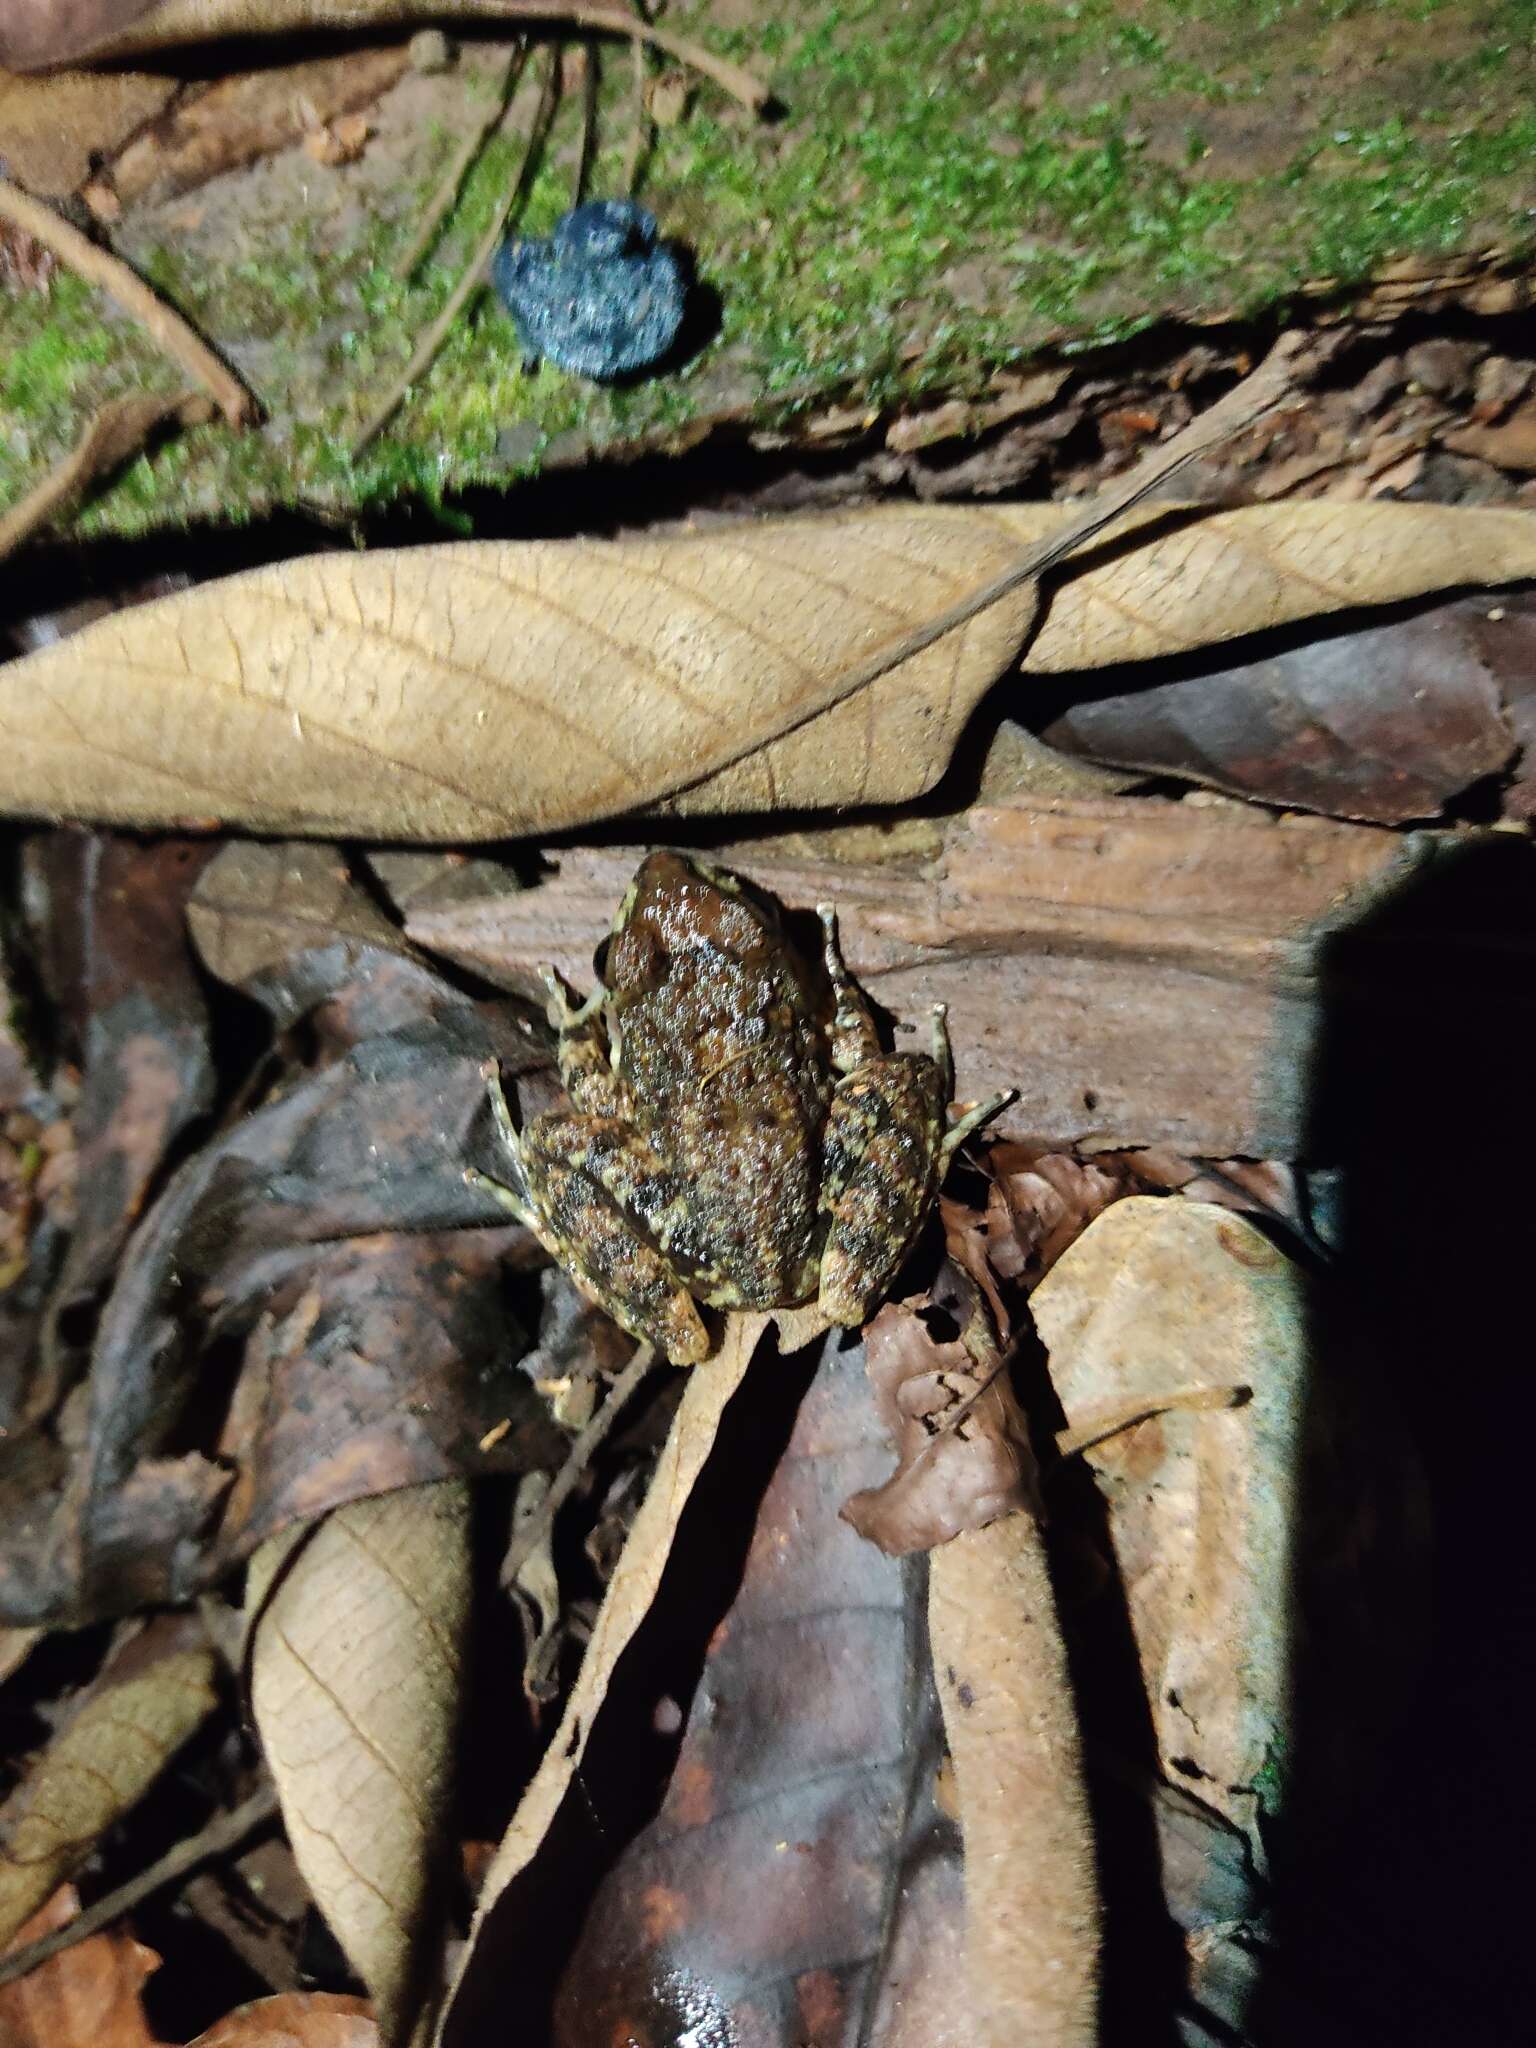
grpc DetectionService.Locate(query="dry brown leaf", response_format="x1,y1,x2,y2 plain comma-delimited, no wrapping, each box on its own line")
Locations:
439,1305,824,2045
247,1481,471,2048
841,1300,1036,1555
0,1886,167,2048
187,1992,377,2046
3,501,1533,840
0,1614,218,1947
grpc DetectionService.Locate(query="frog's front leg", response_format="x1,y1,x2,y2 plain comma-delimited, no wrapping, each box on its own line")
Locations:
815,908,1012,1326
541,966,630,1119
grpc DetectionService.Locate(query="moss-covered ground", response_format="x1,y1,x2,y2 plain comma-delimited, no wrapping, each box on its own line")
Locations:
2,0,1534,536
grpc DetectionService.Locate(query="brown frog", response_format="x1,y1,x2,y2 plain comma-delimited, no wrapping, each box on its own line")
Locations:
468,851,1009,1362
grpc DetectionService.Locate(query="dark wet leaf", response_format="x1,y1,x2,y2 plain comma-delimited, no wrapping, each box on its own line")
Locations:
0,844,555,1628
16,834,215,1431
550,1333,973,2048
1044,592,1536,824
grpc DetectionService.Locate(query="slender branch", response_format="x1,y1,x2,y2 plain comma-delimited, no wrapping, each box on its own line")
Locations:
67,3,770,112
0,393,211,559
499,1341,658,1588
622,25,650,197
352,41,562,456
0,178,255,427
573,37,600,206
0,1783,280,1990
394,40,529,281
1053,1383,1248,1462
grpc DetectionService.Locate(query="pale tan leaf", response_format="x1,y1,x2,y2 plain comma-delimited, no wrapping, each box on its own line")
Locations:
1030,1198,1301,1843
1023,498,1536,672
0,1627,42,1688
187,1991,377,2046
0,1886,167,2048
0,506,1039,839
3,499,1531,842
0,1615,218,1947
438,1305,823,2042
1035,1194,1428,1930
930,1521,1098,2048
246,1481,471,2048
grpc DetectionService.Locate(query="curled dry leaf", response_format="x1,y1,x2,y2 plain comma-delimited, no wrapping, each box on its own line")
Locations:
0,1886,167,2048
187,1993,376,2046
1046,589,1536,824
545,1328,975,2048
440,1306,825,2047
841,1301,1036,1557
0,1613,218,1946
983,1144,1149,1285
247,1480,471,2048
2,502,1534,840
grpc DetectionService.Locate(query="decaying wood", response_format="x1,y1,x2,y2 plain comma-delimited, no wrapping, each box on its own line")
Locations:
405,795,1535,1157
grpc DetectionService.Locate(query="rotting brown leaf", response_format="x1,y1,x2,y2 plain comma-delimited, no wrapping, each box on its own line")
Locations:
1045,588,1536,823
982,1144,1148,1286
439,1306,825,2047
247,1480,470,2048
841,1300,1035,1557
3,502,1534,840
187,1993,377,2046
0,1886,168,2048
0,1613,218,1946
544,1328,976,2048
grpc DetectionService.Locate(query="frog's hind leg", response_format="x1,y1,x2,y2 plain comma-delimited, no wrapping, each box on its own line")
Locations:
930,1002,1016,1163
817,1053,948,1327
817,903,882,1073
521,1113,712,1364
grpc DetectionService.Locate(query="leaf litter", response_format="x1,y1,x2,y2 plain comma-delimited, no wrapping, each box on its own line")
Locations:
0,318,1532,2046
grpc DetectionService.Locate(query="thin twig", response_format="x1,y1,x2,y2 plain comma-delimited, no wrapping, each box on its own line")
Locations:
0,177,255,427
500,1341,658,1589
0,392,211,560
352,41,562,456
394,40,529,281
0,1783,280,1990
1053,1384,1249,1463
573,38,600,206
78,3,770,111
622,26,651,197
669,331,1325,801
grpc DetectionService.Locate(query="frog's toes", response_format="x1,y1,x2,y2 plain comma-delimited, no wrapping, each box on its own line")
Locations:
940,1087,1017,1163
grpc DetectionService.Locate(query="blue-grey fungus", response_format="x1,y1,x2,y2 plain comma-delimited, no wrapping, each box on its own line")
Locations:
491,199,688,381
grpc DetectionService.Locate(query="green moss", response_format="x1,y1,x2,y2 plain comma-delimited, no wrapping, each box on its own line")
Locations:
2,0,1532,536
